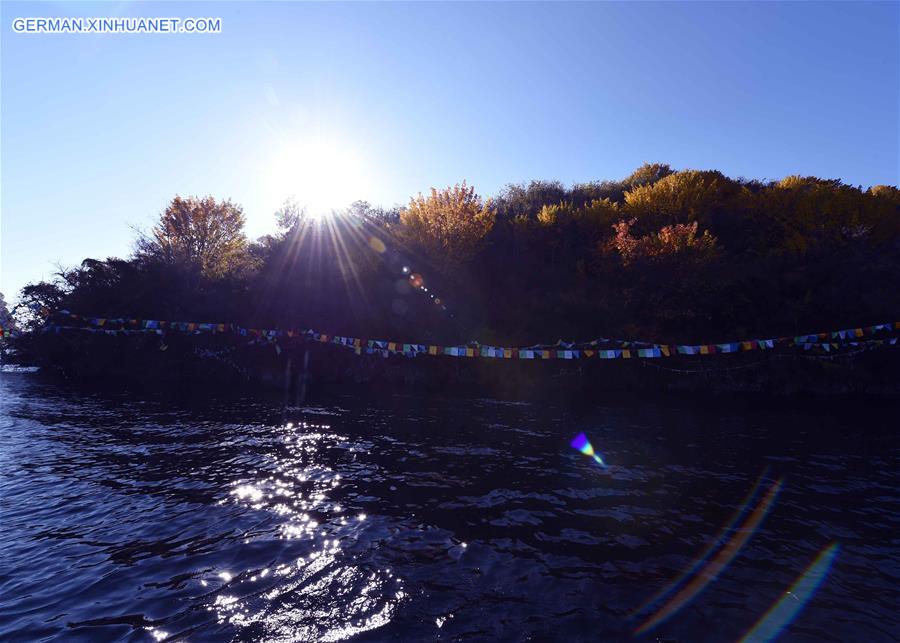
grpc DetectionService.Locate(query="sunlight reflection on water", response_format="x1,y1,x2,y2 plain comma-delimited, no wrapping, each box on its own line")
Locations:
2,376,895,642
219,421,403,640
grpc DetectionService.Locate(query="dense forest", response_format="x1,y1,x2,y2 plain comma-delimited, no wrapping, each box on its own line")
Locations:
4,164,899,393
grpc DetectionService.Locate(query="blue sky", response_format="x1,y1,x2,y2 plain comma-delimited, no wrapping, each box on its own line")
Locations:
2,1,898,299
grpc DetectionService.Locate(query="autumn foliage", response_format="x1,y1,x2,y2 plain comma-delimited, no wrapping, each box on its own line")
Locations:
399,182,494,273
611,219,718,265
8,164,900,358
139,196,248,277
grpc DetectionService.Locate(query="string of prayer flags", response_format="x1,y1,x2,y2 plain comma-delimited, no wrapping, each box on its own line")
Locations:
32,310,900,362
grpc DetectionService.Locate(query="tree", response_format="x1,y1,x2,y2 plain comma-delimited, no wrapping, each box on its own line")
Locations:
275,199,307,232
0,292,11,343
399,182,495,272
347,200,401,226
13,281,67,333
623,162,674,188
623,170,743,229
138,196,248,277
610,219,718,265
753,176,891,255
492,180,573,221
868,184,900,205
536,202,574,227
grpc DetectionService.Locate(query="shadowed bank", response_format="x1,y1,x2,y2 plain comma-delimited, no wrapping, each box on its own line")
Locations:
3,166,899,397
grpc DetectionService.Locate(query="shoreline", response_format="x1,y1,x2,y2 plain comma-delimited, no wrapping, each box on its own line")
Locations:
6,342,899,403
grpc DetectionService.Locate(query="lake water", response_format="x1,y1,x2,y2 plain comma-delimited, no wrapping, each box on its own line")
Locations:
1,373,897,642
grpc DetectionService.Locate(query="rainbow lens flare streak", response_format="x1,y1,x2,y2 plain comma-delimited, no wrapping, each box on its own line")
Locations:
738,543,840,643
634,478,784,636
630,468,771,619
571,433,606,467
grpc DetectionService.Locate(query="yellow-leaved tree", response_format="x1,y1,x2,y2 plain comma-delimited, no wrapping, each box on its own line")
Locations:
868,184,900,205
624,170,745,227
139,196,248,277
399,182,495,272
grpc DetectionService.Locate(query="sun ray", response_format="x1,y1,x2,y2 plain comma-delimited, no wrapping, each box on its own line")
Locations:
264,138,372,221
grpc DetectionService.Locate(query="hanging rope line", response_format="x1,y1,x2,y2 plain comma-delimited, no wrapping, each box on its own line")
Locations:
3,309,897,362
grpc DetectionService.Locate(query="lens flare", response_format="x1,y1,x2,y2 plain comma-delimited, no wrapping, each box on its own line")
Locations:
630,468,771,618
635,478,784,636
738,543,840,643
571,433,606,467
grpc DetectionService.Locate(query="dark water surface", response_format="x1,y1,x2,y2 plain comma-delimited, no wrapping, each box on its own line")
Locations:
1,374,898,642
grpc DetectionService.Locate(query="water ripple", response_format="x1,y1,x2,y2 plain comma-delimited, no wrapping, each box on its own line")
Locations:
0,376,897,641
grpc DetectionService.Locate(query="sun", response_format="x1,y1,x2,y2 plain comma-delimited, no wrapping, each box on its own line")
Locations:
264,137,372,220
